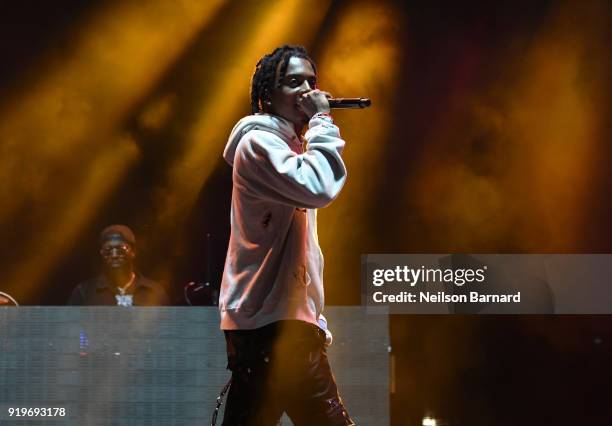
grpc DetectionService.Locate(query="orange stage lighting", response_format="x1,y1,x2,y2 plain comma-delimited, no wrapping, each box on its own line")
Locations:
147,0,332,235
1,0,226,298
316,0,403,302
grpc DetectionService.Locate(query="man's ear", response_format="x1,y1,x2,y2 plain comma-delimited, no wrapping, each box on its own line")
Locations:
262,90,272,111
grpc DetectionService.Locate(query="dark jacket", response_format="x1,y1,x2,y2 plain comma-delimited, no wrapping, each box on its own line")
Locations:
67,273,169,306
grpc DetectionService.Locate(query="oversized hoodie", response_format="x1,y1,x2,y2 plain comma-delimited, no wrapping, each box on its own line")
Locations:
220,113,347,330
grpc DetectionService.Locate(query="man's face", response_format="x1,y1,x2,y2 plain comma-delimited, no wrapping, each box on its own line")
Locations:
100,238,134,270
269,56,317,130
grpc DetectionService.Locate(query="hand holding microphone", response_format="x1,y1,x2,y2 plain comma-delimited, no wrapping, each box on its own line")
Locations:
298,89,331,117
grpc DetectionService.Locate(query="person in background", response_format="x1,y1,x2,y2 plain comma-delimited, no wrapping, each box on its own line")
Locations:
68,224,169,306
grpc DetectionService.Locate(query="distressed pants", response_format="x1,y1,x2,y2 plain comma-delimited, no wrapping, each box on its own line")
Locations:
221,320,355,426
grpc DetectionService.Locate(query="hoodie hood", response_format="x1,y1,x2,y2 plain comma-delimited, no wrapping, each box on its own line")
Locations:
223,114,298,166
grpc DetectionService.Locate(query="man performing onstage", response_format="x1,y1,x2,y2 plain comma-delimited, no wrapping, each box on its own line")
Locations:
219,45,355,425
68,224,169,306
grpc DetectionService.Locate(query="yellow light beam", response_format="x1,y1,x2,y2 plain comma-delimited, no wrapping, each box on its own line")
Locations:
315,0,403,299
500,3,603,249
1,0,227,298
148,0,332,237
0,0,226,225
6,135,139,297
408,0,604,251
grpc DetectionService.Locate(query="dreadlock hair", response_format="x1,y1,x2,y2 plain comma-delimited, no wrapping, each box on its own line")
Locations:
250,45,317,114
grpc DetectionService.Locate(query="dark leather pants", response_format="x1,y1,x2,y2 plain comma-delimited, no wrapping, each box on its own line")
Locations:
222,320,356,426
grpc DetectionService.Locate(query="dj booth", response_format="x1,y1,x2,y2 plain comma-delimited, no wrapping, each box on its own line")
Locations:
0,307,388,425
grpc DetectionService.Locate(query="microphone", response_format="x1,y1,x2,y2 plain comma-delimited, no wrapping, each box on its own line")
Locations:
328,97,371,109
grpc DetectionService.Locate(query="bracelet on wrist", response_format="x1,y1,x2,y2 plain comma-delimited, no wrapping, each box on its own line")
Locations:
312,111,333,122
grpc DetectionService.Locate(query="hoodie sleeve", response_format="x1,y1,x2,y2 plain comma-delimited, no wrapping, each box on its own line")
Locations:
233,115,347,209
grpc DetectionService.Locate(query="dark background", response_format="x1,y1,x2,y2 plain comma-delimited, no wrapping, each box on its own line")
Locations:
1,1,611,424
